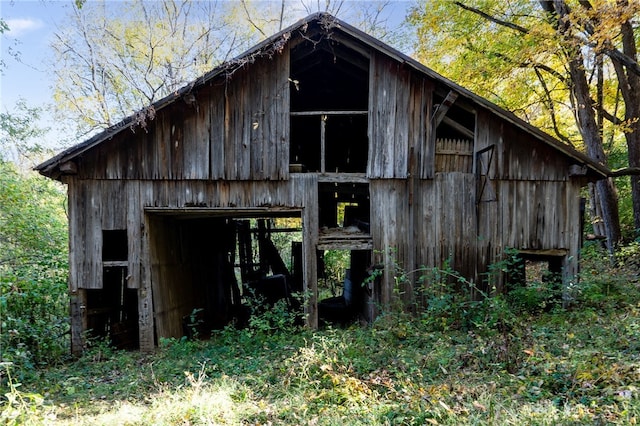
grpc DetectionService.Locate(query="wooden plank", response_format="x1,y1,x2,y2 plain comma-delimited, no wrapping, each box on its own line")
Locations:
210,83,226,179
276,48,290,180
301,174,319,328
126,181,141,289
291,110,368,116
432,90,459,127
419,78,434,179
85,180,103,289
67,177,81,293
394,65,410,177
70,290,87,356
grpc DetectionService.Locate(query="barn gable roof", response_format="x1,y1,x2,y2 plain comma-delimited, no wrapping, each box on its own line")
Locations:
36,12,609,179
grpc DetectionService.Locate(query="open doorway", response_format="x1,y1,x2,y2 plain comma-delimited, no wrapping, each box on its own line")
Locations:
85,229,139,349
317,249,371,326
146,210,303,341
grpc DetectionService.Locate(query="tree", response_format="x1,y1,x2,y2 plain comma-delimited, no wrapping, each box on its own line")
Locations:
0,108,69,371
409,0,640,246
51,0,406,140
52,0,244,137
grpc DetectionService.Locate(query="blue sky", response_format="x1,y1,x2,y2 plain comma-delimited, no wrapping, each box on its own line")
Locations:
1,0,75,148
1,1,72,113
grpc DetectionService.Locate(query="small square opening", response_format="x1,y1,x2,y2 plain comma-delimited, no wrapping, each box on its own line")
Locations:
103,230,128,261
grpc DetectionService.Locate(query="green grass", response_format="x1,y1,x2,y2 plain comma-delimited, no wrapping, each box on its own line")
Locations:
2,248,640,425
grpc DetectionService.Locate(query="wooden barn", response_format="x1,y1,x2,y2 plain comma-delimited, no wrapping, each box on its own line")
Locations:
37,13,608,354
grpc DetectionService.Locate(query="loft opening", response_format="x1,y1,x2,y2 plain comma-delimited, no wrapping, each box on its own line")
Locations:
289,32,369,173
433,90,476,173
146,210,303,342
318,182,370,231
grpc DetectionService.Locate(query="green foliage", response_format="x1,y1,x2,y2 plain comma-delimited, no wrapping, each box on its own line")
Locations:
0,160,69,372
0,363,53,426
243,290,307,335
577,241,640,310
7,253,640,425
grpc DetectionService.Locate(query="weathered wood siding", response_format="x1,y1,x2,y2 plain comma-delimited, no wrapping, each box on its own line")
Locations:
75,48,290,181
367,100,584,305
475,109,569,181
435,138,473,173
368,51,432,179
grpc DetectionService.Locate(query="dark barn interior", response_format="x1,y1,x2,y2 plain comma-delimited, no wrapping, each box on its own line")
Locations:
145,212,307,342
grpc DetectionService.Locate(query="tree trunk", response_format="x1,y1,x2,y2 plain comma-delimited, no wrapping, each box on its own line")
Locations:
543,0,622,250
614,4,640,236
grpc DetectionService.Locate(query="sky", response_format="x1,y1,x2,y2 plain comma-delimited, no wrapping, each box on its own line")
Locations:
1,0,72,107
0,0,414,151
1,0,75,148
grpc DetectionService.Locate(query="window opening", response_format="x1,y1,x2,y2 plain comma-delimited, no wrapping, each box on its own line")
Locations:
318,182,370,232
290,112,368,173
506,253,563,311
103,229,127,261
432,91,476,174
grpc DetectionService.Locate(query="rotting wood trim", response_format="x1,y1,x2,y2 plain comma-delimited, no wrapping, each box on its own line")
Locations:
317,241,373,250
317,228,373,250
290,110,367,116
144,207,303,218
103,260,128,267
317,173,368,183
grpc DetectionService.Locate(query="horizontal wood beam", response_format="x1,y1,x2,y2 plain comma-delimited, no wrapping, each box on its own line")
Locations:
290,110,368,116
517,249,568,257
442,116,475,139
317,173,369,183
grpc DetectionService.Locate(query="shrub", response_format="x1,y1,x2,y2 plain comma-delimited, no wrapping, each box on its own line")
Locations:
0,161,69,374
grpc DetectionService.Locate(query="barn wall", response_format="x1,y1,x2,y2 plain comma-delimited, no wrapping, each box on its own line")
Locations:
476,109,569,181
76,48,290,182
370,173,477,307
368,51,433,179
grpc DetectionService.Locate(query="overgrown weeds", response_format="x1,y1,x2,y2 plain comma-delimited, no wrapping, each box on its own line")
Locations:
2,243,640,424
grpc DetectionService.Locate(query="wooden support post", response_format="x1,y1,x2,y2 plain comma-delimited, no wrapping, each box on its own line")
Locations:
70,289,87,356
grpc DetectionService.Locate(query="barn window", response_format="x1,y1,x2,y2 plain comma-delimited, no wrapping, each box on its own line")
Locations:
318,182,370,232
432,90,476,174
289,32,369,174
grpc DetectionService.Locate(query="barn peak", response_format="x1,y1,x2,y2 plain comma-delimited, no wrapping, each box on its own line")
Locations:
37,12,607,179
